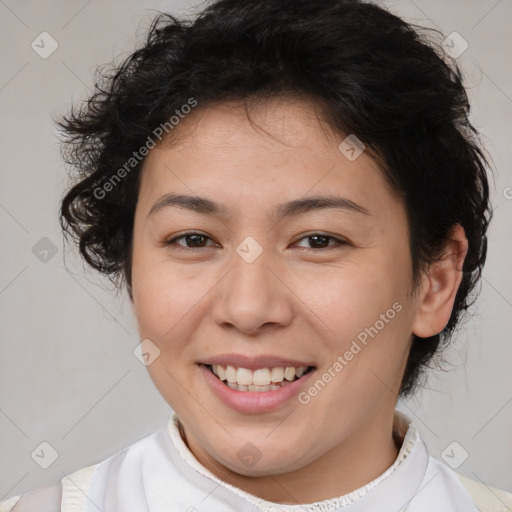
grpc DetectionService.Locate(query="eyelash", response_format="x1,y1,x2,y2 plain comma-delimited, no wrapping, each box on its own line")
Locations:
163,231,348,251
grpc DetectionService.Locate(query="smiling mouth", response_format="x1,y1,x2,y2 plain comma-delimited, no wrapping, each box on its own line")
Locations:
203,364,315,392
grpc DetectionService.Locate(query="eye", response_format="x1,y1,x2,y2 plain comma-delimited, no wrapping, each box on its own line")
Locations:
164,232,218,250
294,233,348,250
163,231,348,251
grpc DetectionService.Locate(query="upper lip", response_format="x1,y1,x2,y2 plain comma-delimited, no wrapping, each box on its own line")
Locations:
200,354,316,371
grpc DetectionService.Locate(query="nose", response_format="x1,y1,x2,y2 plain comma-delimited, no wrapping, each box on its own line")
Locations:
211,244,294,335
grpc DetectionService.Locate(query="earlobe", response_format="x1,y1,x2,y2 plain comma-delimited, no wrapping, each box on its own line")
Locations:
411,224,469,338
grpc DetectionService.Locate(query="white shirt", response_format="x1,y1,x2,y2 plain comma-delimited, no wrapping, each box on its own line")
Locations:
2,410,511,512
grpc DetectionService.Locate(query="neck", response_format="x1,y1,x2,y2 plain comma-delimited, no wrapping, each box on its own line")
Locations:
180,409,401,504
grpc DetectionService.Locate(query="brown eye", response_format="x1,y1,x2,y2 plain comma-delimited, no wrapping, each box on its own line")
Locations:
165,232,216,249
295,233,347,250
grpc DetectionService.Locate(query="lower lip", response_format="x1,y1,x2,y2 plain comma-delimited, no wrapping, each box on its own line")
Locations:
198,364,316,414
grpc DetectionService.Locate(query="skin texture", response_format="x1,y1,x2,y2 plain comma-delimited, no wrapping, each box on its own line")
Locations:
129,96,468,504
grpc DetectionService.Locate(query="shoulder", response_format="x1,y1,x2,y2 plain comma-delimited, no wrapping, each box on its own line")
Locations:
0,479,61,512
0,429,164,512
0,463,99,512
456,472,512,512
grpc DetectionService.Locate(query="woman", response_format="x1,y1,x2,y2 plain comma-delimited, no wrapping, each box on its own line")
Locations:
2,0,511,510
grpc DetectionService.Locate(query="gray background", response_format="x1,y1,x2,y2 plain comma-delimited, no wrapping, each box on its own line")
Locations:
1,0,511,500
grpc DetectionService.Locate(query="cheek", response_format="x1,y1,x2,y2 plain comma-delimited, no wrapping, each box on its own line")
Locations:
131,252,221,376
131,249,196,337
303,263,403,340
302,259,411,388
131,258,201,402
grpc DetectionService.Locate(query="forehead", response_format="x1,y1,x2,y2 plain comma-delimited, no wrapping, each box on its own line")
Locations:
153,96,357,164
137,98,404,225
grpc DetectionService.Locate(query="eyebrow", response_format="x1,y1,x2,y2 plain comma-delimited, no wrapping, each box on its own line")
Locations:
147,193,371,221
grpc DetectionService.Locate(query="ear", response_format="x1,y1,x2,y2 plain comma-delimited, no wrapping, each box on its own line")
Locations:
411,224,469,338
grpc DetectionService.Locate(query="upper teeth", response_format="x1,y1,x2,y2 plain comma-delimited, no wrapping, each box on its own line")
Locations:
211,365,307,386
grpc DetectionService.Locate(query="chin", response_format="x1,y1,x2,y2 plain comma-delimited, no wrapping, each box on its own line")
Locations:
208,435,313,477
222,453,305,477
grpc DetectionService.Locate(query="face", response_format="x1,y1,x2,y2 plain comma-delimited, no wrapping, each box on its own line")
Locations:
130,97,422,478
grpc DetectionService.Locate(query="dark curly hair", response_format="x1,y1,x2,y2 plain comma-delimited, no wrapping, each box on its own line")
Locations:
57,0,493,397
